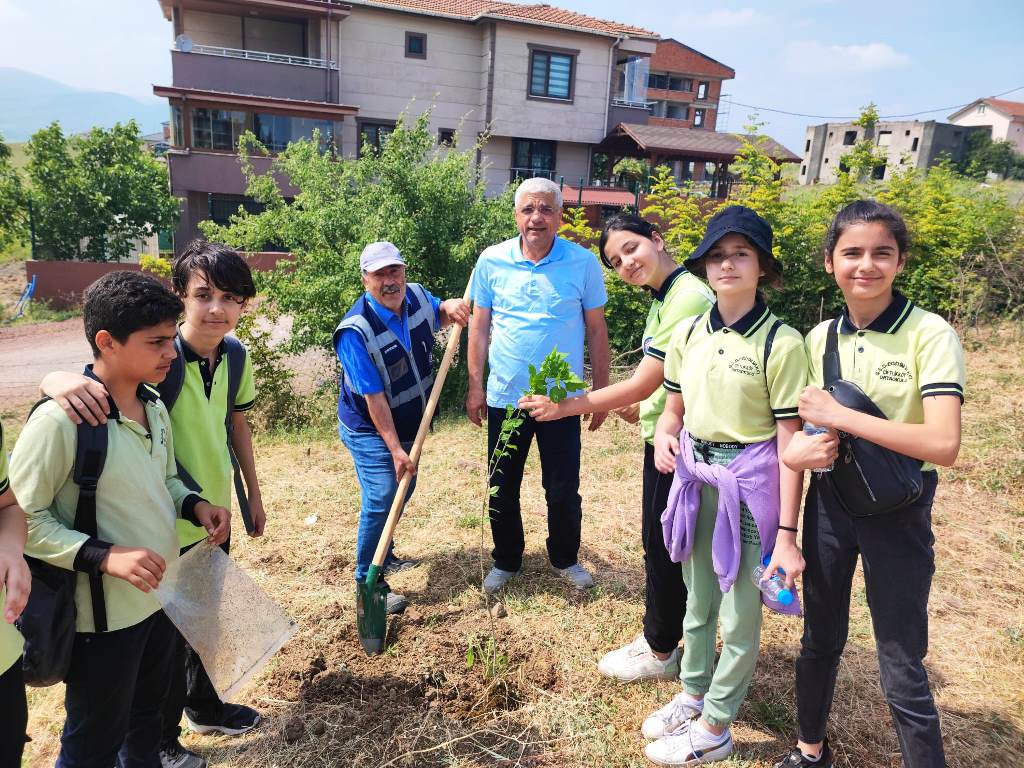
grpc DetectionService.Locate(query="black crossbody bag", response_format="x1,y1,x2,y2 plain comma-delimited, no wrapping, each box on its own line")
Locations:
822,319,924,517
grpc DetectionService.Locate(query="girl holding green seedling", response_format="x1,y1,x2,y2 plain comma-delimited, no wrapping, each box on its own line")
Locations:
519,212,713,684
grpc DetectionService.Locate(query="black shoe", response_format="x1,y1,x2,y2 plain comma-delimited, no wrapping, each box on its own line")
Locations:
185,704,261,736
386,591,409,615
774,743,832,768
384,555,420,575
159,740,208,768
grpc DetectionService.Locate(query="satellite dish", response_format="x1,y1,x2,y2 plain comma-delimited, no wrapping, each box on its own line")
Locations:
176,35,193,53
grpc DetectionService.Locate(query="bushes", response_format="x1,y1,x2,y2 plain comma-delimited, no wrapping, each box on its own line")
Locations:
202,111,515,412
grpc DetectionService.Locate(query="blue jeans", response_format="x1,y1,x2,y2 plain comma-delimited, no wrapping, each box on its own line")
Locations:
340,424,417,582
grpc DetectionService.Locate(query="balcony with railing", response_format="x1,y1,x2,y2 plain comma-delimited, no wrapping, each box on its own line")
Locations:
608,55,652,130
171,46,339,103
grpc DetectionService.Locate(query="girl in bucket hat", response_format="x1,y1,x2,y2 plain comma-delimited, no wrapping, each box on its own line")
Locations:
646,205,809,766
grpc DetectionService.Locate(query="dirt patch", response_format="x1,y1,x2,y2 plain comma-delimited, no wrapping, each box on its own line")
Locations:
0,316,91,416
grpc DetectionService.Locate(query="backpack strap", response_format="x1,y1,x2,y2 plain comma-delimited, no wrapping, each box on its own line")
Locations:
684,311,705,345
823,318,842,386
72,420,109,633
156,334,187,412
222,336,254,535
762,318,783,386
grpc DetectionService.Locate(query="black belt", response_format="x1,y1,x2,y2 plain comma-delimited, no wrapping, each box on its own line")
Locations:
691,436,749,463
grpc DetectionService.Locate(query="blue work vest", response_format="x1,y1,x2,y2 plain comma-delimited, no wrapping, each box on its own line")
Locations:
334,284,439,442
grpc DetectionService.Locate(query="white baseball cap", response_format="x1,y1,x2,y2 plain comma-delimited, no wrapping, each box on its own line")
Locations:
359,241,406,273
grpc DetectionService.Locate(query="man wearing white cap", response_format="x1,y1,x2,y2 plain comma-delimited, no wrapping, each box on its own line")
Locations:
334,242,469,612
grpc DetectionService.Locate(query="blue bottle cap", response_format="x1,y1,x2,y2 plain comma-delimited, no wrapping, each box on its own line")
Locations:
761,554,771,568
777,589,794,605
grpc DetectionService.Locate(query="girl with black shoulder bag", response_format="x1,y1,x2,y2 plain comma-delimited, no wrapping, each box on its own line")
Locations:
773,201,965,768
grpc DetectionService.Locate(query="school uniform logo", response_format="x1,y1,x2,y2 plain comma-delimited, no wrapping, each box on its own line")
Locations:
728,355,761,377
876,360,912,383
159,426,167,446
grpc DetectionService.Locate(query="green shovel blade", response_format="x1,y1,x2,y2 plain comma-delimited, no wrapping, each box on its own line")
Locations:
356,563,387,655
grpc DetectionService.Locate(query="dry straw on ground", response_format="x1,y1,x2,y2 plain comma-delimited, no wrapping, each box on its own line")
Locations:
19,325,1024,767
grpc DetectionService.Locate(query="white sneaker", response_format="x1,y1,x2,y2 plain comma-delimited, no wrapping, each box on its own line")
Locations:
483,567,519,593
644,723,733,766
641,692,703,740
554,563,594,589
598,634,681,683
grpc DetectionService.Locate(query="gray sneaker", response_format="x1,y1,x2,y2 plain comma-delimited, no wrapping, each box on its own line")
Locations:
160,741,207,768
386,591,408,614
483,567,519,593
555,563,594,590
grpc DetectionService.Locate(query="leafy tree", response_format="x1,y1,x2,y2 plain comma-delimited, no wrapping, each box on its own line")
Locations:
613,157,649,190
25,121,178,261
559,205,649,353
0,133,26,252
960,131,1024,180
640,164,708,256
202,111,515,411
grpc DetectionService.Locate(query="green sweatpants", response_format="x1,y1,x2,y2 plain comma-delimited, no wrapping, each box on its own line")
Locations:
679,446,764,728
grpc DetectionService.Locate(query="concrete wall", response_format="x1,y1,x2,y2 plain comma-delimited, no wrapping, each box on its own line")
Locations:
799,120,975,185
488,21,611,145
335,7,486,156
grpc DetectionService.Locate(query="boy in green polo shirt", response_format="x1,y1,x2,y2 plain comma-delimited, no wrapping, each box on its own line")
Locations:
40,241,263,767
11,271,229,768
0,419,31,767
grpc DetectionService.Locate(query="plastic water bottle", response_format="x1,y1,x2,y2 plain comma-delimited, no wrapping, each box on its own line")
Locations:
803,423,833,474
752,554,794,606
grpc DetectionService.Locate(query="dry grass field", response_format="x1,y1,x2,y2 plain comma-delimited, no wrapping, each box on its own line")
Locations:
13,324,1024,768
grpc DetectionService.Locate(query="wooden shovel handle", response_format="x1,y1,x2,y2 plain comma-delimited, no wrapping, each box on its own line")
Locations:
369,273,473,570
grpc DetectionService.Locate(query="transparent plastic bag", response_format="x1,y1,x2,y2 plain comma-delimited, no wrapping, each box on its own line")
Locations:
155,542,298,701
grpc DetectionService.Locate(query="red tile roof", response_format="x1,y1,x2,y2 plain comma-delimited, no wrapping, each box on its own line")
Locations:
345,0,657,38
985,98,1024,119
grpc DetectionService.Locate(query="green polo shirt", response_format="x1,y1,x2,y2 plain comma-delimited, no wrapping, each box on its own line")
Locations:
664,301,807,444
639,267,715,444
0,421,25,675
11,392,197,633
805,293,965,471
170,337,255,516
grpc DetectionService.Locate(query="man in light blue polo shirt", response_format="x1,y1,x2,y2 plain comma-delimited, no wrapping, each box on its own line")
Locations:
467,177,610,593
334,242,469,613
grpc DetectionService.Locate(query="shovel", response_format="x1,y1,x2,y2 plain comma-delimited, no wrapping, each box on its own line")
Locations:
357,275,473,655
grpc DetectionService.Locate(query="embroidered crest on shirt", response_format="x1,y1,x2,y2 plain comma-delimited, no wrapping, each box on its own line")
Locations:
876,360,912,383
728,355,762,377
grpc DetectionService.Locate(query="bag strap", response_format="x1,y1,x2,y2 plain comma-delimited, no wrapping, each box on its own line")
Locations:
762,318,783,386
156,334,187,412
684,311,705,346
823,318,842,386
72,420,109,634
222,336,254,534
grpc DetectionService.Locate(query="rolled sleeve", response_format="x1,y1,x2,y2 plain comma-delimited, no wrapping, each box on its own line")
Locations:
916,320,966,402
768,328,808,421
335,329,384,395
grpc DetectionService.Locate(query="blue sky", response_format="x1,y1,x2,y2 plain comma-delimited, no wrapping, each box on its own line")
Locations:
0,0,1021,151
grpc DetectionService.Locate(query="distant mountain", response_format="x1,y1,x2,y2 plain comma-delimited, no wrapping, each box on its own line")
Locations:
0,67,168,142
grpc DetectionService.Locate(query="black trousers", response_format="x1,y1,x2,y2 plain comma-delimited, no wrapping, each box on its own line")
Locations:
641,442,688,654
487,406,582,572
0,658,27,768
57,610,176,768
162,539,229,743
796,472,946,767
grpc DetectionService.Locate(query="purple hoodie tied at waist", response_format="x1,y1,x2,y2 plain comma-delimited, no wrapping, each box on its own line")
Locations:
661,430,780,593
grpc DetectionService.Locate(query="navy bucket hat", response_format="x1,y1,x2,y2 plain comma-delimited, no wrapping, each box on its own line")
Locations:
686,205,774,264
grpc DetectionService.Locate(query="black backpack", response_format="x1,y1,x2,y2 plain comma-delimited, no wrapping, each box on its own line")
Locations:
158,333,254,534
17,402,109,686
821,318,924,516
